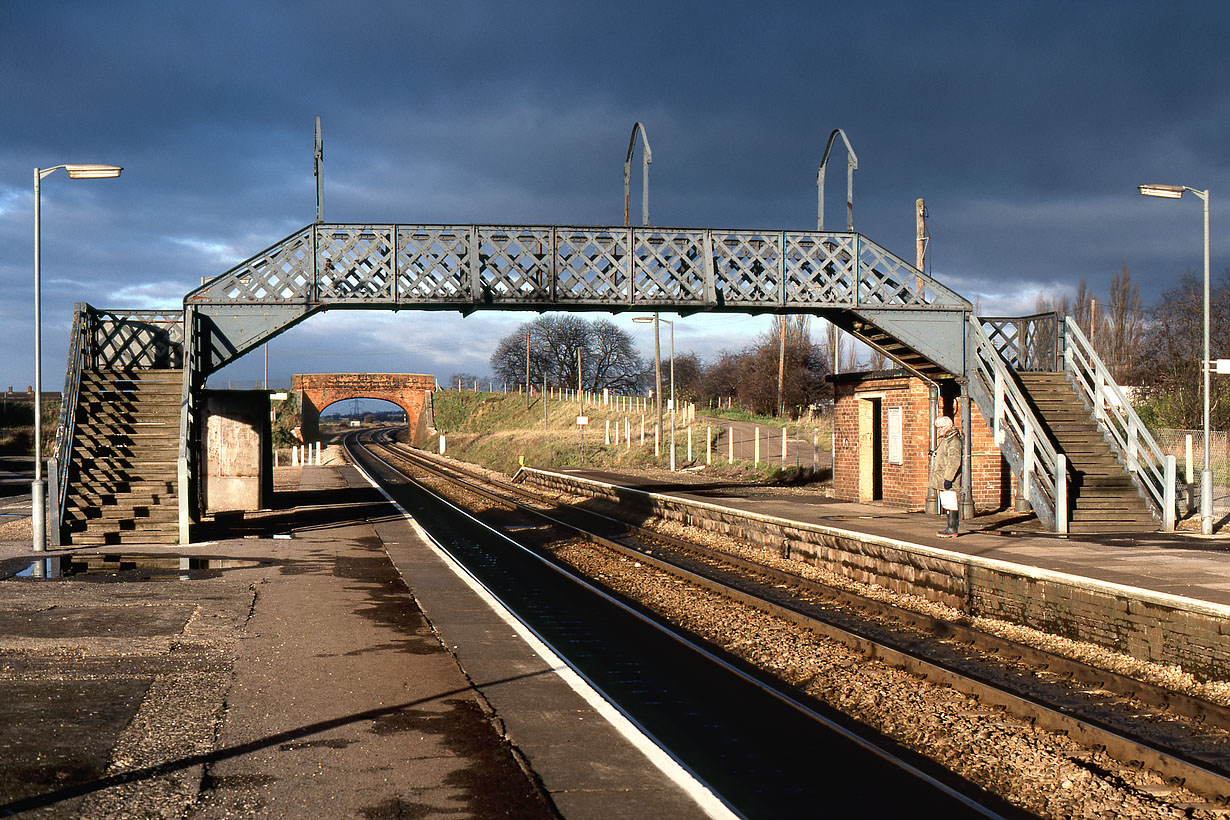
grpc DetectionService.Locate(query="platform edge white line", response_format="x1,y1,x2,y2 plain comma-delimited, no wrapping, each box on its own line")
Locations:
346,441,741,820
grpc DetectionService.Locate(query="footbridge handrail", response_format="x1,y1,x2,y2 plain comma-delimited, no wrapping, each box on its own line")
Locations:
50,303,90,543
1062,317,1175,529
980,313,1062,372
967,316,1068,533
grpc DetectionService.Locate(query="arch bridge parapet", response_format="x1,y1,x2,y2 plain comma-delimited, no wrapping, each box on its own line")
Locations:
293,372,435,442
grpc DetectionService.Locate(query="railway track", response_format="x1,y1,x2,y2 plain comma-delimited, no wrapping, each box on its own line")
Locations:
349,430,1230,818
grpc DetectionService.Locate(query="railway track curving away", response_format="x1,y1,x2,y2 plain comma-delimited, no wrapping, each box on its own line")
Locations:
347,429,1230,820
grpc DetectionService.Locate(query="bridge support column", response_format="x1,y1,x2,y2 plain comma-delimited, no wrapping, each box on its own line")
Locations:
925,385,939,515
960,381,975,521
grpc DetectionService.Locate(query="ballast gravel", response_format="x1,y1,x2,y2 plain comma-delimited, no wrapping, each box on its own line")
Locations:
399,450,1230,818
552,538,1225,820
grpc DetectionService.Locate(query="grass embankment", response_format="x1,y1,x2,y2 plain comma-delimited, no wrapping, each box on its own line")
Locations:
701,406,832,444
426,389,830,483
0,400,58,456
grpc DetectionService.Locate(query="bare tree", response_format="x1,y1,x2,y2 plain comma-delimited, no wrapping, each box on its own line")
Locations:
490,315,645,394
448,372,482,390
1034,290,1072,318
1139,269,1230,429
868,346,888,371
1104,266,1145,382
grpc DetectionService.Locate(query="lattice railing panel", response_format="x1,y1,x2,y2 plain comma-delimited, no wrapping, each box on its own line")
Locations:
213,228,314,302
90,309,185,370
633,231,706,303
317,228,395,302
711,233,781,304
395,227,469,301
556,229,628,302
475,229,552,300
856,242,914,306
981,314,1060,372
783,234,855,304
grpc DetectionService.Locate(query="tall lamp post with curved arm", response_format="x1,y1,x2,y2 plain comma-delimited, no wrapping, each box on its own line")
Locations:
625,122,665,445
817,128,857,233
1139,182,1213,535
624,121,652,228
633,316,674,470
817,128,858,383
32,163,123,552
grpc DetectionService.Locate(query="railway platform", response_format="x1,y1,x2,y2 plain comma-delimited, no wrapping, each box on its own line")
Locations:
0,459,719,820
3,450,1230,818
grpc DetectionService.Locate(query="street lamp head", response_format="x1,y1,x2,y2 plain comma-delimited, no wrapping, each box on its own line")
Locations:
632,316,653,324
65,164,123,179
1138,184,1186,199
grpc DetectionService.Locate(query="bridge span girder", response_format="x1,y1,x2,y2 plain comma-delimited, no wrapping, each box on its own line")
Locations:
185,222,971,379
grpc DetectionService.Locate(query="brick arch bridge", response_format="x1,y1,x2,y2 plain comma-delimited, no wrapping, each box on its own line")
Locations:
293,373,435,441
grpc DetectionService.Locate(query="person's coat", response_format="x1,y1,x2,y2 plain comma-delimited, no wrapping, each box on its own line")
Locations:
929,429,962,491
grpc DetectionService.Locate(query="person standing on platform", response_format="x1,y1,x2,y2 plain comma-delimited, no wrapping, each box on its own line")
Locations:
929,415,963,538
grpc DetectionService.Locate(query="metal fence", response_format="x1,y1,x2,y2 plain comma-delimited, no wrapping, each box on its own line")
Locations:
1154,428,1230,486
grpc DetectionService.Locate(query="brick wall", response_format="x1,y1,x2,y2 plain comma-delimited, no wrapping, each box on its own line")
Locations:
293,373,435,441
518,468,1230,679
832,370,1011,512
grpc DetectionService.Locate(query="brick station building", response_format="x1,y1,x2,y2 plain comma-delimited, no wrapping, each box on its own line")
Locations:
830,369,1013,513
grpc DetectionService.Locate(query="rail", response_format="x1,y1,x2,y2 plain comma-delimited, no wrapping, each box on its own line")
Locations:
967,316,1068,532
50,303,90,544
1062,317,1174,529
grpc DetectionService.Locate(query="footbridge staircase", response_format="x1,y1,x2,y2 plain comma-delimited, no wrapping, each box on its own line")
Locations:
49,223,1179,543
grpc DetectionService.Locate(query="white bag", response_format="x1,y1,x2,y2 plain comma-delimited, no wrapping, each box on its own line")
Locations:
939,490,959,511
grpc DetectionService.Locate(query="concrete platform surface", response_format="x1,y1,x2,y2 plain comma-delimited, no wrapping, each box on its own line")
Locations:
0,462,718,820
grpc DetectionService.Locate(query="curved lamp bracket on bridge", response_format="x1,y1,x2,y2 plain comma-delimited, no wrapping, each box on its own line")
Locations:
624,122,652,227
818,128,858,232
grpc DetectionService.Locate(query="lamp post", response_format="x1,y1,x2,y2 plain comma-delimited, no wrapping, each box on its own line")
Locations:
624,123,664,445
634,316,674,470
1139,183,1213,534
624,122,651,229
818,129,858,386
32,164,123,552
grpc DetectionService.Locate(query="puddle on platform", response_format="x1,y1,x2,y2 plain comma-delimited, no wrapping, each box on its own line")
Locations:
16,554,266,581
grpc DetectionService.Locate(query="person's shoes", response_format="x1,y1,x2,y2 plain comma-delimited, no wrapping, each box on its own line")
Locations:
937,511,959,538
936,530,958,538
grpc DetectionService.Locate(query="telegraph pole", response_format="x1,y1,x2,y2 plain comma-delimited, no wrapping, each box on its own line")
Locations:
577,349,585,464
777,317,786,417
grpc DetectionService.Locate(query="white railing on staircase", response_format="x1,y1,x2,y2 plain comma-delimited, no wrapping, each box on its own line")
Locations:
1062,317,1175,530
967,316,1068,533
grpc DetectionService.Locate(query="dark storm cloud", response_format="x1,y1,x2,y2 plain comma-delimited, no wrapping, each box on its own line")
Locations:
2,0,1229,387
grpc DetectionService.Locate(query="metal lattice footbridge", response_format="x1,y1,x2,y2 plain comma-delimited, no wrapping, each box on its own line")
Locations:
184,224,970,377
51,221,1179,544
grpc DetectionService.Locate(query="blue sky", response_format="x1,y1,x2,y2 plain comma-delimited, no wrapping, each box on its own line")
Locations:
3,0,1229,392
